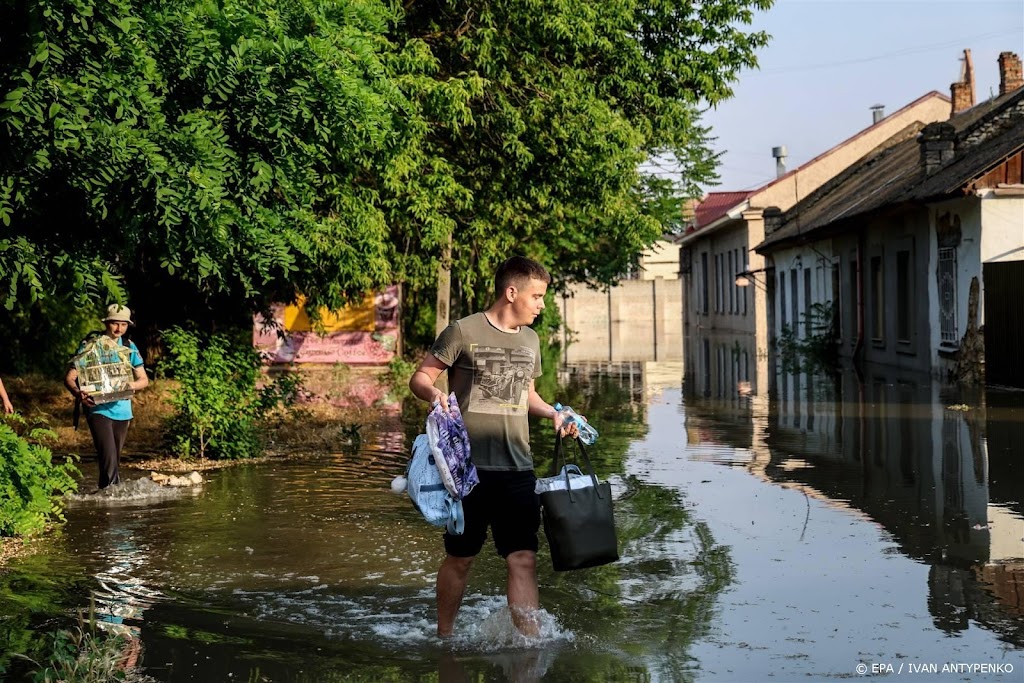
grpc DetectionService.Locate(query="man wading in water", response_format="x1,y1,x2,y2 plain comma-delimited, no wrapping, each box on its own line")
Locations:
409,256,577,637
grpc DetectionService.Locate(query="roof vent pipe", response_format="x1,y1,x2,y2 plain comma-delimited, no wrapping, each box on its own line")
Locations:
871,104,885,124
771,146,788,178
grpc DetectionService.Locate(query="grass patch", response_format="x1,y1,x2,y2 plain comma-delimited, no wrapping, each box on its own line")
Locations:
16,598,154,683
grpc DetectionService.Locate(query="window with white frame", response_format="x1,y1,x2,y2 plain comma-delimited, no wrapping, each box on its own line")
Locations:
938,247,957,344
804,268,812,339
847,258,858,345
896,250,912,344
779,270,787,332
870,256,884,343
742,245,749,316
715,253,722,313
728,250,735,314
790,268,799,337
700,252,709,314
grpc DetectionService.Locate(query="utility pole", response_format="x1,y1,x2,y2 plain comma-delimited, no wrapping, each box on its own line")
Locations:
435,234,452,337
434,234,452,394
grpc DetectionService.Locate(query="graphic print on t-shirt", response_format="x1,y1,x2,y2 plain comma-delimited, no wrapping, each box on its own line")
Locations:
467,344,536,415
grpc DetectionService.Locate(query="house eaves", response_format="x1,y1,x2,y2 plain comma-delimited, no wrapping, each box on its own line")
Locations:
676,199,750,246
754,86,1024,254
748,91,951,200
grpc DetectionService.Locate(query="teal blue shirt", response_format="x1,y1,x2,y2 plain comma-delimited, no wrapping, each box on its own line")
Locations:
78,338,144,421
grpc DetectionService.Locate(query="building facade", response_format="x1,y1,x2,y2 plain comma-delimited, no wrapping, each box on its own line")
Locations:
755,52,1024,386
679,91,952,397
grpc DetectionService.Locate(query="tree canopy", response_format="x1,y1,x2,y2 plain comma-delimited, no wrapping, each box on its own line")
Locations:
0,0,771,354
389,0,771,315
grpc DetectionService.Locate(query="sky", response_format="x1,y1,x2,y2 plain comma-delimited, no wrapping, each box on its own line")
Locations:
699,0,1024,193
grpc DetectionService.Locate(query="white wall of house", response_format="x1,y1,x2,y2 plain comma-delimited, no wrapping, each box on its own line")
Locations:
864,209,933,373
769,244,835,342
781,194,1014,379
979,193,1024,263
803,208,936,375
688,222,760,337
927,198,982,371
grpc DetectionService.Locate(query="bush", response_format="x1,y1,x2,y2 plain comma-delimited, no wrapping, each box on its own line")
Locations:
0,415,79,538
162,328,301,459
776,301,839,375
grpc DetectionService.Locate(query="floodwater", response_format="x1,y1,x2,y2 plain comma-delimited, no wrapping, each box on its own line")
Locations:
1,361,1022,682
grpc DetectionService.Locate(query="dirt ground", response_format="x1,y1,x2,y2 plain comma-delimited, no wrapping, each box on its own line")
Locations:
0,365,405,565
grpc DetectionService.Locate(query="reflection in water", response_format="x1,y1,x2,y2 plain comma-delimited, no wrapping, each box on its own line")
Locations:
6,356,1020,680
684,358,1024,648
2,363,728,682
684,331,767,400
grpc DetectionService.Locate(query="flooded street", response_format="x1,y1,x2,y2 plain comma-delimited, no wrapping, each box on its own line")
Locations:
2,361,1022,681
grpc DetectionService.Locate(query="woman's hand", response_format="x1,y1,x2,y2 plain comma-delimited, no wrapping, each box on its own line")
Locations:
79,390,96,407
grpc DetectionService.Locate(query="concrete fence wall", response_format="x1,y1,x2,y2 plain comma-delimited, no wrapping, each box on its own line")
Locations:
558,278,683,363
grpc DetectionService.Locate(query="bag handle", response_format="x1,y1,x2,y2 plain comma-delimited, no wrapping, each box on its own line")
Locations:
446,500,465,535
552,433,604,502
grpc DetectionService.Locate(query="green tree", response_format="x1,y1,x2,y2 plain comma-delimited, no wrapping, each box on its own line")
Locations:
388,0,771,339
1,0,771,357
0,0,414,339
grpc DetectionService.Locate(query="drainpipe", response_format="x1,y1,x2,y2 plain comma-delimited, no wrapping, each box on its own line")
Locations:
853,231,867,468
853,230,866,365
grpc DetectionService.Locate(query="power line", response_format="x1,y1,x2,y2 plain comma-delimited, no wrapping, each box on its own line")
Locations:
759,28,1022,75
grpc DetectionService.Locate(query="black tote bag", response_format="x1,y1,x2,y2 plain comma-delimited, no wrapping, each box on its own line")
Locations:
540,436,619,572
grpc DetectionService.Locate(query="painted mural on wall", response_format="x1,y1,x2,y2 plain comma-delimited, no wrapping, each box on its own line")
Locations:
254,286,400,364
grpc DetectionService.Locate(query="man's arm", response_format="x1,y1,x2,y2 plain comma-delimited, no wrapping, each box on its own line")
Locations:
63,366,96,406
527,380,556,420
527,380,577,436
409,353,451,411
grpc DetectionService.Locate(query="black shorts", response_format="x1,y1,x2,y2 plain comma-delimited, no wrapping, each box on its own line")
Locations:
444,470,540,558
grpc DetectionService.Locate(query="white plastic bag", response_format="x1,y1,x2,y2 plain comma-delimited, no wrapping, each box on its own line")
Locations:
534,464,597,494
407,434,463,533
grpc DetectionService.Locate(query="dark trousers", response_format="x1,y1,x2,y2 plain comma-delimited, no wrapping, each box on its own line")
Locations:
85,414,131,488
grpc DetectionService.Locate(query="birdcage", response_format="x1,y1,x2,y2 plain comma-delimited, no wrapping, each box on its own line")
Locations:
72,336,135,404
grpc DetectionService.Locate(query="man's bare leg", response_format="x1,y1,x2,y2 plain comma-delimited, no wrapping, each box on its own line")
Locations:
437,554,474,637
506,550,540,636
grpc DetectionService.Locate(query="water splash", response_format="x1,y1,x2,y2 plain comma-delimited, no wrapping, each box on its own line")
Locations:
67,477,196,504
231,586,573,651
456,597,574,651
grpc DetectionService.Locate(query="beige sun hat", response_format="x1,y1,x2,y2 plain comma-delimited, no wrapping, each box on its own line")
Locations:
102,304,135,325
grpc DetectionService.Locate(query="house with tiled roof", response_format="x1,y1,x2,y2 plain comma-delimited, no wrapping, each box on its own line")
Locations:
677,90,951,398
755,51,1024,386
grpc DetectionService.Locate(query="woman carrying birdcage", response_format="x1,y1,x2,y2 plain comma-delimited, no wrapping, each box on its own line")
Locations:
63,305,149,489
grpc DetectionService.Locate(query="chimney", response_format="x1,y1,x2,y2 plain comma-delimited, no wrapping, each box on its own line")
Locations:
998,51,1023,96
763,206,784,235
950,49,975,115
870,104,885,124
919,122,956,175
771,146,788,178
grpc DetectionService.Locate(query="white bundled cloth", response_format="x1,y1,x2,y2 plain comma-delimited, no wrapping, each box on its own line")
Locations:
534,464,597,494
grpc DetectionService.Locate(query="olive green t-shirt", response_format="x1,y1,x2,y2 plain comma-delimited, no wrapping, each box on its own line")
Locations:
431,312,542,471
